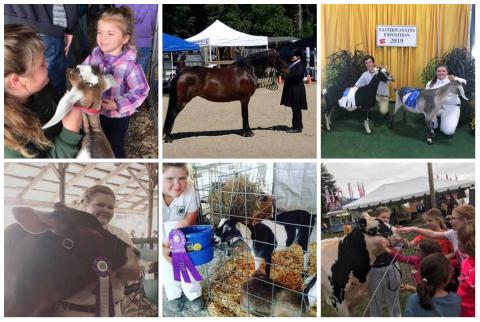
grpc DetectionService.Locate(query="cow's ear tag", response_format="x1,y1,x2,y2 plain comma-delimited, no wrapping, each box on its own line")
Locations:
12,207,52,234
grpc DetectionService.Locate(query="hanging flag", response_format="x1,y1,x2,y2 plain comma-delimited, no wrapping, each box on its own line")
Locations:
455,175,458,180
446,173,449,180
348,183,353,199
357,182,361,198
337,187,343,199
324,187,333,209
324,187,330,205
361,183,366,197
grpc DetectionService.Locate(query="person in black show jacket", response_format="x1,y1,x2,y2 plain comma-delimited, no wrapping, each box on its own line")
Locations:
280,48,307,133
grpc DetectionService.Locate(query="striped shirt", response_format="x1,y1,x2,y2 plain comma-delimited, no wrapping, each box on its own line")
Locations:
83,46,150,118
52,5,67,28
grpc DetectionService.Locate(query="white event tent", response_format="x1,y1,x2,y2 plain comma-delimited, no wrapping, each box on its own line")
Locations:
343,177,474,210
186,20,268,61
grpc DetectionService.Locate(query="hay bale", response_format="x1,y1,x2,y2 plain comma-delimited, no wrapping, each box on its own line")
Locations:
208,176,262,225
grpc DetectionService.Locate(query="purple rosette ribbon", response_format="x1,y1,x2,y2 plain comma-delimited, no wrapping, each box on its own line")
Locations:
92,256,114,317
169,229,202,283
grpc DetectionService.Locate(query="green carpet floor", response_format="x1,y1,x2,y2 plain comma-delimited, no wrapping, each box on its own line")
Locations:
321,104,475,158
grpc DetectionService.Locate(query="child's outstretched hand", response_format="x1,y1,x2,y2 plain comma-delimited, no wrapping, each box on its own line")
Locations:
102,99,117,110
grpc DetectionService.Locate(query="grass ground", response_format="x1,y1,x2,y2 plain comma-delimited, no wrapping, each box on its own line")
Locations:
321,103,475,158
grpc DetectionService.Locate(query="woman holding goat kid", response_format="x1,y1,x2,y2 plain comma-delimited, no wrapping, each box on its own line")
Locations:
4,24,83,158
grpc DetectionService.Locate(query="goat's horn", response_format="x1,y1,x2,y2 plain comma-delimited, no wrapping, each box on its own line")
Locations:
42,87,84,129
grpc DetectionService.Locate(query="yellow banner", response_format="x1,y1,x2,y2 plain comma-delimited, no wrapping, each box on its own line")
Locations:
321,4,471,94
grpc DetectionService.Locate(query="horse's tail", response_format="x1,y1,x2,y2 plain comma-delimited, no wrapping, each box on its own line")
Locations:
164,75,179,136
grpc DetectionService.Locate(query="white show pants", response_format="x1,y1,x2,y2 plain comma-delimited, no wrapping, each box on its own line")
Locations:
439,104,461,135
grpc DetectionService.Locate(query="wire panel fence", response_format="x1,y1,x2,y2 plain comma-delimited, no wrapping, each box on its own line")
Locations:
191,163,317,317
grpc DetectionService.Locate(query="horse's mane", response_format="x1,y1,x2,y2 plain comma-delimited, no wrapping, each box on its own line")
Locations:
232,50,281,79
234,49,277,67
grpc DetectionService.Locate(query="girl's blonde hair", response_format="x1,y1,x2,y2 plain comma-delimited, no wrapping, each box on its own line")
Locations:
457,221,475,257
374,206,391,217
162,163,190,176
81,185,116,207
423,208,447,230
453,204,475,221
4,24,51,157
99,6,135,47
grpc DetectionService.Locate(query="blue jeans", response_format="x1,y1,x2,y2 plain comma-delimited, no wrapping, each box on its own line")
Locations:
41,35,66,95
100,115,131,158
137,47,152,74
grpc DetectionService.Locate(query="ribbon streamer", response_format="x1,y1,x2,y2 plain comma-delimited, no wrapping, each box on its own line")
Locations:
92,257,114,317
169,229,202,283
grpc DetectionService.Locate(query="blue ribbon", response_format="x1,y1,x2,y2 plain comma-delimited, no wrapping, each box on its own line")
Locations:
404,88,421,109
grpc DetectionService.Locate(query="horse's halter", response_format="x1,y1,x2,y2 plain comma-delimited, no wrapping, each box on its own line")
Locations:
57,229,121,317
358,218,393,238
56,229,120,266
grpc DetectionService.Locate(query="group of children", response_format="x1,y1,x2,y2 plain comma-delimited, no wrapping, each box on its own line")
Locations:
372,205,475,317
4,5,150,158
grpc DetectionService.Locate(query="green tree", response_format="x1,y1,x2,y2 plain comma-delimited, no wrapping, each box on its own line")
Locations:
205,5,252,33
248,5,293,37
163,4,316,39
321,164,336,214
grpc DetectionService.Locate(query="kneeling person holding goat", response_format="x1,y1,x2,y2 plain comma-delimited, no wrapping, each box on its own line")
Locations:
392,74,468,144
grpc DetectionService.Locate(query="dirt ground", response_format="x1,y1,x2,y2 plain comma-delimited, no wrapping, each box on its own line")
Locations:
162,84,317,158
125,105,158,158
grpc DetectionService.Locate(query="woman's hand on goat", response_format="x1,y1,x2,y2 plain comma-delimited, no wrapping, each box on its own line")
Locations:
61,106,83,133
102,99,117,111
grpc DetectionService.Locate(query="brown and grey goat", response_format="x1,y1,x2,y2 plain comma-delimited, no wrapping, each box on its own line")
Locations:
42,65,117,158
391,75,468,144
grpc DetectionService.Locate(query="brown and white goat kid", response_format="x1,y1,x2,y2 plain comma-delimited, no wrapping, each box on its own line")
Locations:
42,65,117,158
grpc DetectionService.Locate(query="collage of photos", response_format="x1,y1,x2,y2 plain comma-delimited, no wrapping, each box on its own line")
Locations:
1,2,476,320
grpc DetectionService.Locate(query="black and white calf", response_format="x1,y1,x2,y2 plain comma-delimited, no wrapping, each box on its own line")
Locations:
321,213,403,316
323,68,394,134
214,210,315,277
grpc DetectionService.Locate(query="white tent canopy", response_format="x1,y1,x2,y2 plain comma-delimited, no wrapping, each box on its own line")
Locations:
344,177,474,210
186,20,268,47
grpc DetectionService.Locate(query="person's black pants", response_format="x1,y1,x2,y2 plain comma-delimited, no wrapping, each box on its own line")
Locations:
292,108,303,130
100,114,131,158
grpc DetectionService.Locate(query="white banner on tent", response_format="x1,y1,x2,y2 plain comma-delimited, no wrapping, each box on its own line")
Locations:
376,25,417,47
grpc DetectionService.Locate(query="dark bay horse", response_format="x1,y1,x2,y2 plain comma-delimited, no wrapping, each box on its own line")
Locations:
163,50,288,142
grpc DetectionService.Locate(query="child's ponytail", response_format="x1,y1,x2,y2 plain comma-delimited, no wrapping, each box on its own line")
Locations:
417,253,451,310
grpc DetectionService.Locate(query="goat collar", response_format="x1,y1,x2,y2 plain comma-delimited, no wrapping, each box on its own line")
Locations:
74,104,101,115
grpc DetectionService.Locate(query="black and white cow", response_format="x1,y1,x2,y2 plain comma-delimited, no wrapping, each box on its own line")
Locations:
321,213,402,316
214,210,315,277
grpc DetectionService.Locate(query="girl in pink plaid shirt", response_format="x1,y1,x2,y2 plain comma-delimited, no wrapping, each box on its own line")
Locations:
83,6,149,158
